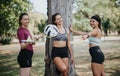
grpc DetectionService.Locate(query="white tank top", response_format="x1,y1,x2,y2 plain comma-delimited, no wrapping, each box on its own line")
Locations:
88,36,101,46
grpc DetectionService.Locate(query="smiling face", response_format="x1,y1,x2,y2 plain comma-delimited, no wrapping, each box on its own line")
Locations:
54,15,63,26
20,15,29,27
90,19,99,29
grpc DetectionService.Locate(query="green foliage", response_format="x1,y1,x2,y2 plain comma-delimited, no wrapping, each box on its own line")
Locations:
73,0,120,34
0,0,32,37
38,20,47,33
72,18,91,32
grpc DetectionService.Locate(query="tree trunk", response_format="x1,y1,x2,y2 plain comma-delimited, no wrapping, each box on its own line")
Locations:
44,0,76,76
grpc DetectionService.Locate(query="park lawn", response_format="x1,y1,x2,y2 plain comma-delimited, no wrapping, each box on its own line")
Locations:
0,40,120,76
0,51,45,76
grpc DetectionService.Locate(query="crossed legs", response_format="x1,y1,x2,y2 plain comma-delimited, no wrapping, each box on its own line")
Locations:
53,57,69,76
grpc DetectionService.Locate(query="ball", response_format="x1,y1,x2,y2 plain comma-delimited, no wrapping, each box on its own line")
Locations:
44,24,58,37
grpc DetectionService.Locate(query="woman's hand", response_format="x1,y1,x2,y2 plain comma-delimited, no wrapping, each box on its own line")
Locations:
69,25,83,35
32,40,36,45
69,25,73,32
82,35,89,40
44,56,50,64
70,56,74,64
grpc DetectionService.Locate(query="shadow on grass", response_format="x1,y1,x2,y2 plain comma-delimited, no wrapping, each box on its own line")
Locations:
0,51,45,76
31,52,45,76
111,70,120,76
0,53,19,76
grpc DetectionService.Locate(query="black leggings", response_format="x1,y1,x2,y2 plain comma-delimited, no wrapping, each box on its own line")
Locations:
17,49,33,68
89,46,104,64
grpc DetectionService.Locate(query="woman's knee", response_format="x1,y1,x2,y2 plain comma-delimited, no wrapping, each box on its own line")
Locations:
61,66,68,73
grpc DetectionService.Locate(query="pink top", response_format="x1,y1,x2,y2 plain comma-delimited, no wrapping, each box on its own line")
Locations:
17,26,33,51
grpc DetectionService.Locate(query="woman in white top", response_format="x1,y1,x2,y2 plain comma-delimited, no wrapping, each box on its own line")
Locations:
70,15,105,76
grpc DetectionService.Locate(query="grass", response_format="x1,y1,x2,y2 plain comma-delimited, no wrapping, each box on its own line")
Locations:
0,40,120,76
0,53,18,76
0,52,45,76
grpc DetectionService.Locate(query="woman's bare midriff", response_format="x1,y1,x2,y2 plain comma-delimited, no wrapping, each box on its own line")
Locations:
53,41,67,47
89,43,98,48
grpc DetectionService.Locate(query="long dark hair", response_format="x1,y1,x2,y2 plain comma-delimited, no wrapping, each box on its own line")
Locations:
52,13,61,25
19,13,28,26
91,15,101,30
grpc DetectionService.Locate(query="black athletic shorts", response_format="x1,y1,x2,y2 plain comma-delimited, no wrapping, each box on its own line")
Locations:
17,49,33,68
51,47,69,59
89,46,104,64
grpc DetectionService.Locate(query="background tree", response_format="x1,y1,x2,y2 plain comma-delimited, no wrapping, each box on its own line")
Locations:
0,0,32,44
45,0,76,76
73,0,120,35
38,20,47,33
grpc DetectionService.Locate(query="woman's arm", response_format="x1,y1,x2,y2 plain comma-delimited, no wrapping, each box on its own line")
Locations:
86,29,98,37
18,31,35,49
66,28,74,63
82,29,98,39
70,25,98,37
70,26,88,35
20,42,30,49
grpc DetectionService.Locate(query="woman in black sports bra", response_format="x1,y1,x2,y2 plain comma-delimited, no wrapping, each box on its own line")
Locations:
51,13,74,76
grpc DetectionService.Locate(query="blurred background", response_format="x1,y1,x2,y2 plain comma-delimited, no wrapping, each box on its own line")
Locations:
0,0,120,76
0,0,120,43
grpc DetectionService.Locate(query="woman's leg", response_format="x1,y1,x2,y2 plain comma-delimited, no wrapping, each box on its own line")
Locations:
62,58,69,76
91,62,102,76
101,63,106,76
20,68,31,76
17,50,33,76
53,57,68,76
